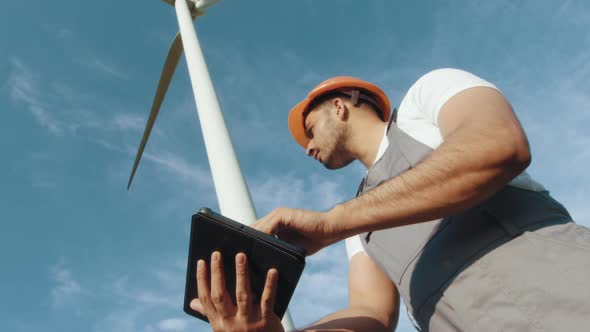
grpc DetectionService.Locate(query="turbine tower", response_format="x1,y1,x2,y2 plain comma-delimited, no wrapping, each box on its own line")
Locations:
127,0,296,330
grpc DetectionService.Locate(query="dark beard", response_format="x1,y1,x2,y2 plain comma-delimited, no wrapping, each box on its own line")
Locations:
323,121,354,169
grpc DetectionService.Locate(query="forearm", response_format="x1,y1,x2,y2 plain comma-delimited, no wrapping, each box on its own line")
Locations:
329,123,531,238
293,305,395,332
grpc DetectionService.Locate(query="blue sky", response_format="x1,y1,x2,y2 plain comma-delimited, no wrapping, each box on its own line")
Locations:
2,0,589,331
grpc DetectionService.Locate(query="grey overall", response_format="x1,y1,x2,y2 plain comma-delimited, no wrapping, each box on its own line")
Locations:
357,122,590,331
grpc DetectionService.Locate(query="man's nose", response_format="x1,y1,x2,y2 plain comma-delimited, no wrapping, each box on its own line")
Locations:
306,142,316,157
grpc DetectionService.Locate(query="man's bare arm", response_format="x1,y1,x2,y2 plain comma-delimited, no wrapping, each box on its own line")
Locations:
294,253,399,332
328,87,532,237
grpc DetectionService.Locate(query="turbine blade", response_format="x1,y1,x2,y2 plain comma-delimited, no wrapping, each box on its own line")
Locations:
127,32,184,190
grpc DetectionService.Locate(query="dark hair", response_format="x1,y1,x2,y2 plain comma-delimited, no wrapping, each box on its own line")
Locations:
304,90,384,121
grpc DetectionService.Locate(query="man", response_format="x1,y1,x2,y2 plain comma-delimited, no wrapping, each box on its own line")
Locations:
191,68,590,331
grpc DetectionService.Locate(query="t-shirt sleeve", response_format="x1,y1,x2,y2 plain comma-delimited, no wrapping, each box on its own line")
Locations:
412,68,499,126
345,235,367,259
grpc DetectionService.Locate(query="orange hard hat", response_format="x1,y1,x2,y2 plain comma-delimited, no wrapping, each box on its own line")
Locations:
288,76,391,148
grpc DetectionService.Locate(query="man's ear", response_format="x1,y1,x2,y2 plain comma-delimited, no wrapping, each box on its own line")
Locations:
333,98,349,122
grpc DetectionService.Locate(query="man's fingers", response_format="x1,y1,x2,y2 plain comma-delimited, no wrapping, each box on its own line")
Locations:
253,209,286,235
260,268,279,318
210,251,235,317
196,259,216,318
235,253,252,316
252,215,273,234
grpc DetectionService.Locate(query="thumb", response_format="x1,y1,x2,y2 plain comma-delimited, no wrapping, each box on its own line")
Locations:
190,298,205,314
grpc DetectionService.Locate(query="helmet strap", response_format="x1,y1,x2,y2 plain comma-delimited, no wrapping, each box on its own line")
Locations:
350,90,360,106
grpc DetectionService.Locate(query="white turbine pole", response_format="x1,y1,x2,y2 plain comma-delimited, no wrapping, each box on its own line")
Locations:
174,0,296,330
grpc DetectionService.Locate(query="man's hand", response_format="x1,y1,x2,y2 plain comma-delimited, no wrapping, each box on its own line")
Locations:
252,207,341,255
191,252,285,332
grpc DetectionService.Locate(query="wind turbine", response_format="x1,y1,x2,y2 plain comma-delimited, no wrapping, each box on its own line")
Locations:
127,0,296,330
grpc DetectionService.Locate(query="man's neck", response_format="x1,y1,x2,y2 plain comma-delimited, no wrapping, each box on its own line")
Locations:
351,121,388,169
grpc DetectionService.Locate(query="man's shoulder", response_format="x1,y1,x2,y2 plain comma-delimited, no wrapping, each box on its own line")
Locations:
412,67,489,90
400,68,475,108
396,67,499,142
400,67,498,117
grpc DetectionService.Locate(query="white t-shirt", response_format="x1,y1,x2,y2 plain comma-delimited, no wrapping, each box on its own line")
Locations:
345,68,545,260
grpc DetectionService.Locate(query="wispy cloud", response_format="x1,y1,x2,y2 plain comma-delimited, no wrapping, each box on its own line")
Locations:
93,307,146,332
5,58,141,138
110,275,178,309
50,259,83,309
142,151,213,189
79,54,128,79
56,27,74,40
157,318,190,331
39,257,196,332
7,57,66,135
251,173,348,216
30,174,57,189
90,257,210,332
112,113,147,132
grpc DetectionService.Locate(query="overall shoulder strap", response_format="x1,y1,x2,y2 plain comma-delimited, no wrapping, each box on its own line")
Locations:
387,108,398,132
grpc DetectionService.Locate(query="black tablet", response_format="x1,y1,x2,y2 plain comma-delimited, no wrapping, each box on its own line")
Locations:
183,208,306,322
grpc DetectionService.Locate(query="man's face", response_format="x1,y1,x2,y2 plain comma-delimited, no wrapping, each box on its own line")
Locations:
304,105,354,169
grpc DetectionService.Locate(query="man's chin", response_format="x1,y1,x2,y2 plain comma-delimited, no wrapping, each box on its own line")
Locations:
323,158,354,170
323,163,339,170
